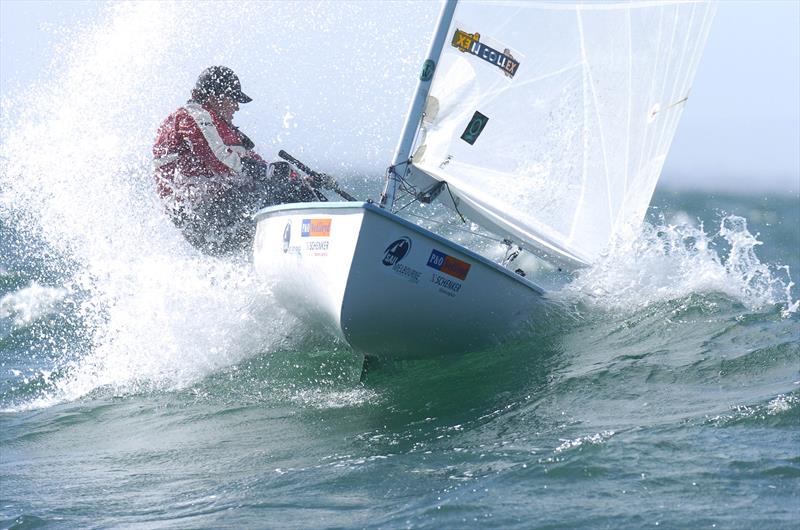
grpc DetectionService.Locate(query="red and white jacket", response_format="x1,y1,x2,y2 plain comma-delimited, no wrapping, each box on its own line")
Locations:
153,101,264,212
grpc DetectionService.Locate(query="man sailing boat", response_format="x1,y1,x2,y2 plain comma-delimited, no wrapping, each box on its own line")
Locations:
153,66,319,254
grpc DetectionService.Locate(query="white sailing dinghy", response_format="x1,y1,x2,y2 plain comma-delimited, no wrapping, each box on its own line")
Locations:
253,0,716,359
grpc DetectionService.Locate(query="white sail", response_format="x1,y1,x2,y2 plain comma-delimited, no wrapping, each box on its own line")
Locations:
403,0,716,268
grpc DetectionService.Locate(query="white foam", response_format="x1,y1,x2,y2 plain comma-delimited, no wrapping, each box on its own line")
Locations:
0,2,438,409
0,282,69,327
554,430,615,454
560,215,797,316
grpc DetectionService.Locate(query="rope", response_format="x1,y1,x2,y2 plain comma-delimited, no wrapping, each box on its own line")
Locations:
444,182,466,223
401,211,507,244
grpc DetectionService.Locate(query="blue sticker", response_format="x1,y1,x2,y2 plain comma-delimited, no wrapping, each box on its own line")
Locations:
427,249,471,280
420,59,436,82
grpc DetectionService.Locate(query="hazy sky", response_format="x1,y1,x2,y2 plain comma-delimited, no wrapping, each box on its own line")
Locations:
1,0,798,193
660,0,799,193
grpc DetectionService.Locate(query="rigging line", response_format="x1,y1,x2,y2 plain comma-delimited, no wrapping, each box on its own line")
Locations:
397,176,420,196
394,196,420,214
394,175,421,213
391,159,411,172
384,158,412,210
394,192,414,209
401,211,507,244
387,159,411,185
444,182,466,223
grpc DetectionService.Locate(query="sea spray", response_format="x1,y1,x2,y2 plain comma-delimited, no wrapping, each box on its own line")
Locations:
0,282,68,328
0,1,438,409
560,214,797,316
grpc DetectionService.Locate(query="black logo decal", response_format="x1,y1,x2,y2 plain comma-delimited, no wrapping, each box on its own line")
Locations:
382,237,412,266
420,59,436,82
282,221,291,253
461,111,489,145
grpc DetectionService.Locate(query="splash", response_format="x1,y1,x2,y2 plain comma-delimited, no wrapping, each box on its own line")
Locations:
0,282,68,328
561,214,797,316
1,1,439,409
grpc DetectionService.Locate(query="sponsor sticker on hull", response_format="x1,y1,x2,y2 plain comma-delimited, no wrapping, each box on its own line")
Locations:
305,240,329,256
301,218,332,237
426,249,471,280
281,220,301,255
382,237,421,284
383,237,412,266
426,249,470,298
430,272,461,297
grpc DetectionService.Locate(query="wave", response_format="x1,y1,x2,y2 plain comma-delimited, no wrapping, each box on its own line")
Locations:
560,214,797,317
705,391,800,429
0,282,69,328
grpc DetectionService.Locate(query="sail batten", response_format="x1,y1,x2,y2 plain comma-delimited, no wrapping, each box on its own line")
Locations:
402,0,716,269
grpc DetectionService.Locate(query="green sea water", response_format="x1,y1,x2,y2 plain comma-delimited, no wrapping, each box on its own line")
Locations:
1,189,798,529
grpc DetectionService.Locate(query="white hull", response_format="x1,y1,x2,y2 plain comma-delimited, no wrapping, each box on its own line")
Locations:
253,202,547,359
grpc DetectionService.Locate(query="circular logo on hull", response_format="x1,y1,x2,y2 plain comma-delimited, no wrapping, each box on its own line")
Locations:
382,237,412,266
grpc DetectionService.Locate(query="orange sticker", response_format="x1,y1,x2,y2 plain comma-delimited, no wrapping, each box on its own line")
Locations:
301,218,331,237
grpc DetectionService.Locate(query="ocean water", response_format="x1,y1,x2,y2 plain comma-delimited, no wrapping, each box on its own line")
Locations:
1,188,798,529
1,1,799,528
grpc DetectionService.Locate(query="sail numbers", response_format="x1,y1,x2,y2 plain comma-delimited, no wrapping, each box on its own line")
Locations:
451,28,520,78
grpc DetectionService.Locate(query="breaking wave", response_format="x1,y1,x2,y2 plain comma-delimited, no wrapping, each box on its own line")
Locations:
561,214,797,317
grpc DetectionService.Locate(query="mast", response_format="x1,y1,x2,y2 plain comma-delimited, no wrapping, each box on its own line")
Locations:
379,0,458,210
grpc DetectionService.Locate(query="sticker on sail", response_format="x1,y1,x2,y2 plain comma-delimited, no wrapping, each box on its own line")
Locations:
427,249,471,280
301,218,331,237
451,27,521,78
420,59,436,82
461,111,489,145
382,237,421,283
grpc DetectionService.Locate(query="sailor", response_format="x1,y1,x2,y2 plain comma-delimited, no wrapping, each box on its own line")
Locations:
153,66,316,254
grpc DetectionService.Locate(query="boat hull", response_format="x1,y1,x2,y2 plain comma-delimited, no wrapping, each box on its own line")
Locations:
253,202,547,359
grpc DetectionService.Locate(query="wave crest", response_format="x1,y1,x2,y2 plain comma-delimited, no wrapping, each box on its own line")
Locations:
562,214,797,316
